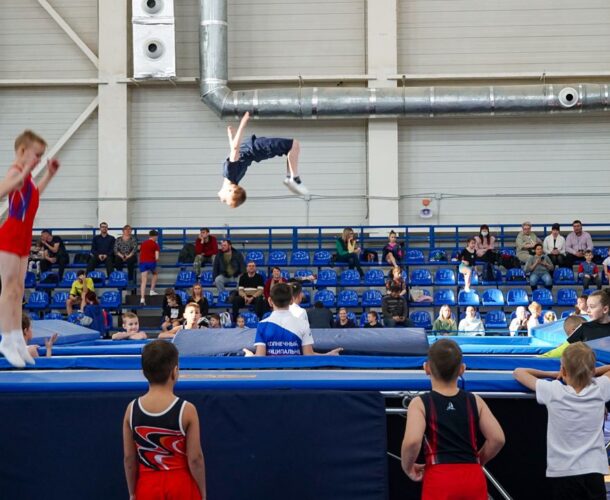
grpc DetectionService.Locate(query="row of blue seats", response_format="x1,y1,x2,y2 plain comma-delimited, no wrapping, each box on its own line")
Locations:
25,270,129,289
409,309,572,330
413,288,579,308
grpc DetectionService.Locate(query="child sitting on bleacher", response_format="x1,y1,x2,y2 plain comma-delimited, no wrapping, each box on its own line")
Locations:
81,291,109,338
235,315,246,329
161,292,184,332
112,312,147,341
364,311,382,328
458,238,477,293
514,343,610,499
22,314,57,358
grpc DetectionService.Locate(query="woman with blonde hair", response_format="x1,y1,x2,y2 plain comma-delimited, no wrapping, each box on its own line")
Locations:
335,227,363,278
432,305,457,336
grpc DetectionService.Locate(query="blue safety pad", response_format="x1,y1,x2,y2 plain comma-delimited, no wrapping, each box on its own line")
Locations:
173,327,429,356
588,336,610,364
27,320,100,345
531,319,568,345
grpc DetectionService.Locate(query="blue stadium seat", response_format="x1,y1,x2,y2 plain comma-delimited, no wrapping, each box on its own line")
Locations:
175,289,189,305
505,268,527,285
100,291,122,311
557,288,578,306
506,288,529,307
428,249,448,263
175,270,197,288
553,267,576,285
434,289,456,306
410,311,432,329
301,290,311,308
561,310,572,319
316,269,337,287
216,291,232,308
204,290,214,307
458,271,479,286
410,269,433,286
532,288,554,307
434,269,456,285
87,271,106,287
50,291,70,310
200,271,214,287
24,271,36,288
346,311,358,324
481,268,503,285
485,310,508,329
245,250,265,266
268,250,288,267
108,271,128,288
481,289,505,307
25,291,49,311
594,247,608,260
314,289,336,308
67,312,85,324
340,270,361,286
281,270,290,281
361,289,382,307
501,248,516,256
241,311,259,328
294,269,315,286
43,312,64,321
37,271,59,289
60,271,77,288
290,250,311,266
313,250,332,266
458,290,480,306
337,290,359,308
405,249,425,264
363,269,385,286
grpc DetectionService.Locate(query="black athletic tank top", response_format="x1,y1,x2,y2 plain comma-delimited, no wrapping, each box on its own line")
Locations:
421,390,480,465
130,397,188,472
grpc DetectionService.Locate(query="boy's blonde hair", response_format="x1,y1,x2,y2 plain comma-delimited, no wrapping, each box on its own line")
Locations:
122,312,138,322
231,185,247,207
185,302,200,313
14,130,46,152
562,343,595,389
528,301,542,315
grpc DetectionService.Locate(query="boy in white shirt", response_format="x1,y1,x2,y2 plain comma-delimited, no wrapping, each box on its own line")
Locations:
514,343,610,499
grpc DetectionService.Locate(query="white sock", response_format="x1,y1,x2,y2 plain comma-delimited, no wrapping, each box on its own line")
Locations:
0,332,25,368
12,329,35,365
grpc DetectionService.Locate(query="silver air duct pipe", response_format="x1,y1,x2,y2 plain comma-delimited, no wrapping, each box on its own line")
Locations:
200,0,610,119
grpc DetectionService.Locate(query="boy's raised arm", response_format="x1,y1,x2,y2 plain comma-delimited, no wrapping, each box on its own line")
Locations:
475,395,505,465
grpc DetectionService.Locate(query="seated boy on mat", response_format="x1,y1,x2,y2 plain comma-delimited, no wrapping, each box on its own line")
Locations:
218,112,309,208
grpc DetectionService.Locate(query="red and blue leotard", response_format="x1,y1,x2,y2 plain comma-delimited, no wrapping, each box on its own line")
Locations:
0,167,39,257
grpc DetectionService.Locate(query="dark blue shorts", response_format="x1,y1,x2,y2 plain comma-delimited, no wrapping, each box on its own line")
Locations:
139,262,157,273
223,135,294,185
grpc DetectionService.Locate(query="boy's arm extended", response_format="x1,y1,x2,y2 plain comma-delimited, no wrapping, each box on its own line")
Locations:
475,395,505,465
594,365,610,378
302,344,343,356
513,367,559,391
253,344,267,356
228,112,250,161
183,402,207,499
401,397,426,482
122,403,138,500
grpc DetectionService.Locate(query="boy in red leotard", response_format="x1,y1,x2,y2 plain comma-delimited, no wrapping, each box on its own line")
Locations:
0,130,60,368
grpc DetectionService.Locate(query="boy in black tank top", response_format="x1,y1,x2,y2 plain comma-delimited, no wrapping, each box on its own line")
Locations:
401,339,505,500
122,340,206,499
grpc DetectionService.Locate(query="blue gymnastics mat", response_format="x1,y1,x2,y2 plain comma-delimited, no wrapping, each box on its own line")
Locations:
24,320,100,345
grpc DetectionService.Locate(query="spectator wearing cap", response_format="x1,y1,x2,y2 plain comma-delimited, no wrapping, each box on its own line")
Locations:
565,219,594,267
515,221,541,264
39,229,69,279
87,222,115,275
542,223,566,268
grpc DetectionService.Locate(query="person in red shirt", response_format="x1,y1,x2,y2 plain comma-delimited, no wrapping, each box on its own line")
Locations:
263,266,286,300
0,130,60,368
193,228,218,277
139,230,160,305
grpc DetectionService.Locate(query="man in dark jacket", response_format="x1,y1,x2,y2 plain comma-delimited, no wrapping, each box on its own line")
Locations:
213,239,245,292
306,301,334,329
87,222,115,274
382,284,412,327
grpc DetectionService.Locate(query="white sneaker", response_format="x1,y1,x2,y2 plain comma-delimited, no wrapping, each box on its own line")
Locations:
283,178,309,197
149,290,159,296
140,298,146,305
0,334,25,368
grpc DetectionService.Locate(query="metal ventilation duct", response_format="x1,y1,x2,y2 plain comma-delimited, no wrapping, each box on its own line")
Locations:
200,0,610,119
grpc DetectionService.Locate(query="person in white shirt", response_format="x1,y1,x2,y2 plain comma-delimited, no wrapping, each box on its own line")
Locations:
509,306,529,336
542,223,566,268
527,301,542,336
458,306,485,336
514,343,610,500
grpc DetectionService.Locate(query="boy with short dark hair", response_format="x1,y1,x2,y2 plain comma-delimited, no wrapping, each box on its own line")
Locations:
66,270,95,315
122,340,206,499
578,250,601,291
401,339,505,499
538,315,586,359
112,312,147,341
139,230,160,304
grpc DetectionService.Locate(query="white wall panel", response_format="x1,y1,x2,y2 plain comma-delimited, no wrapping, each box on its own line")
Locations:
398,115,610,225
129,87,367,226
0,0,98,79
175,0,365,77
398,0,610,74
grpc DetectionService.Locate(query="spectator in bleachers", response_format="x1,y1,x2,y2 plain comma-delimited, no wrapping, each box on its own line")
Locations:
86,222,115,275
139,230,160,304
474,224,498,272
212,239,245,292
364,311,382,328
509,306,529,336
432,305,457,335
207,313,222,328
113,225,138,283
307,301,334,329
542,223,566,268
161,292,184,332
527,301,542,335
193,228,218,278
458,306,485,336
39,229,69,279
334,308,356,328
544,311,557,324
386,266,408,297
188,284,209,317
603,248,610,285
459,238,477,292
335,227,364,278
159,303,204,339
516,221,541,264
382,284,411,327
28,239,44,274
382,230,404,267
66,270,94,315
23,313,57,358
235,315,246,329
525,243,554,292
82,290,108,337
578,250,602,291
565,219,594,267
575,295,589,316
231,261,265,321
111,312,147,340
264,266,286,301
